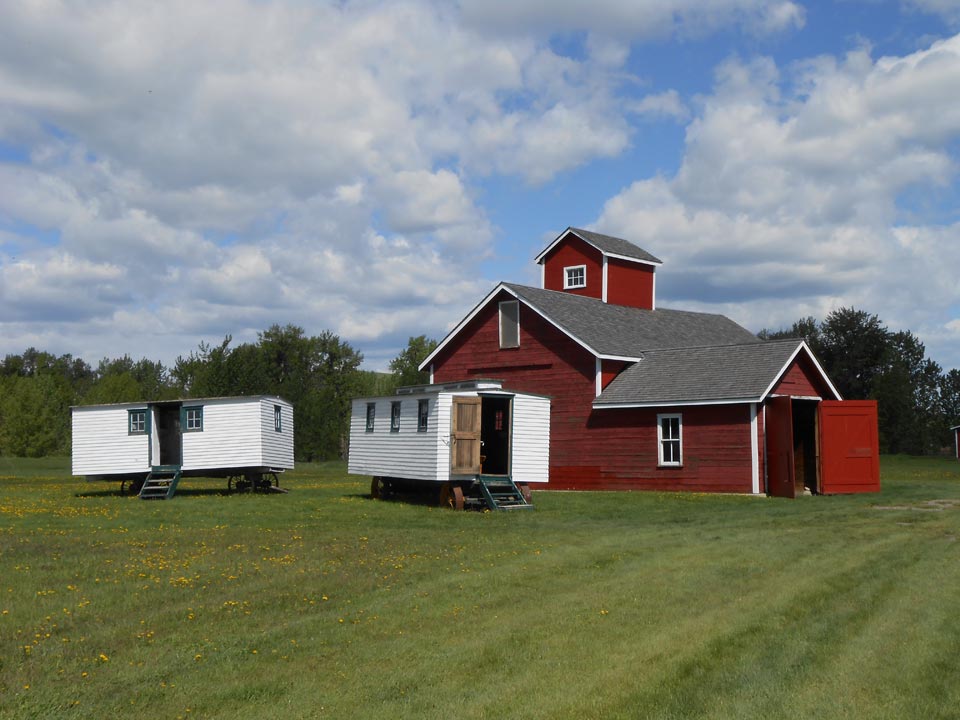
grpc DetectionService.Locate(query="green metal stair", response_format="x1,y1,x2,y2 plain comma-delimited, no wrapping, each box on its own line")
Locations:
477,475,532,511
139,466,182,500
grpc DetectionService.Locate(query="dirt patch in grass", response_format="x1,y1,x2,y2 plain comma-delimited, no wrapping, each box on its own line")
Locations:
873,499,960,512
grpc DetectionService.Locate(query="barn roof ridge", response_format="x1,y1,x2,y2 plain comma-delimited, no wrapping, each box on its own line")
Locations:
502,282,760,357
534,226,663,266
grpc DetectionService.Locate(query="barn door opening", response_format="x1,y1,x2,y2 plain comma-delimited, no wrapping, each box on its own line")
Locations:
766,396,795,498
818,400,880,493
154,403,182,467
450,397,482,475
791,400,820,495
480,395,512,476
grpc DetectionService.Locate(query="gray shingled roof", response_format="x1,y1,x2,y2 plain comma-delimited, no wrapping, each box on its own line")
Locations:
594,339,805,406
567,227,663,264
505,283,759,357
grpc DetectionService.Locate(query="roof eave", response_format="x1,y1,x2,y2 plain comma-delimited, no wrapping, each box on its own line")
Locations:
593,396,763,410
533,227,662,266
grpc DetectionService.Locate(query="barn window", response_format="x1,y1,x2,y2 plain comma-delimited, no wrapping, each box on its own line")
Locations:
658,414,682,466
391,401,402,432
274,405,282,432
366,403,376,432
418,399,429,432
128,409,147,435
184,406,203,432
564,265,587,289
499,300,520,349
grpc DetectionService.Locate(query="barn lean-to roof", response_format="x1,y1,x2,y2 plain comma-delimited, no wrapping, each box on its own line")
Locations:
593,339,841,408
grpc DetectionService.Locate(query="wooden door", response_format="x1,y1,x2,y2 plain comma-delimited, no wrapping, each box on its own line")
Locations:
451,397,482,475
818,400,880,493
766,396,795,498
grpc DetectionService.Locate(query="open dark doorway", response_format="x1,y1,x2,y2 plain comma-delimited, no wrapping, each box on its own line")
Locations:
155,403,182,466
480,396,512,476
791,400,819,494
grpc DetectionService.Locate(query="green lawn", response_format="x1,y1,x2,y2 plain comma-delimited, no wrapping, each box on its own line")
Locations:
1,455,959,719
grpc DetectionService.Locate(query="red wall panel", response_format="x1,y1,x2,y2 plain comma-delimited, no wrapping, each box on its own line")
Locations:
606,258,655,309
772,354,836,399
541,236,603,299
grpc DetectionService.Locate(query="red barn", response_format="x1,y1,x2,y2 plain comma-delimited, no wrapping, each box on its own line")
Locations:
421,227,880,496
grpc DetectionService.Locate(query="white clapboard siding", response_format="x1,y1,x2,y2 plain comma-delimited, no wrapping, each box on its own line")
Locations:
182,399,262,470
72,395,294,477
347,383,550,485
260,399,295,468
347,395,446,482
72,404,150,476
510,393,551,483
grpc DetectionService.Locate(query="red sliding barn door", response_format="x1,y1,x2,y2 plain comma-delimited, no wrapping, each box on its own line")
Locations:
766,396,795,498
818,400,880,493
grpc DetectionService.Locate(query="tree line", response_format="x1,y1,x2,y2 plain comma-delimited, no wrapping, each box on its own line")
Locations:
2,310,958,459
759,308,960,455
0,325,437,461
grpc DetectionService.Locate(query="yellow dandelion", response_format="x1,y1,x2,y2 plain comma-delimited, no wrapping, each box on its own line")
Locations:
82,672,88,678
99,653,109,662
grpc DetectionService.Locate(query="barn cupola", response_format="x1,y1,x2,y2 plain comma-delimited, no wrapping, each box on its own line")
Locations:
534,227,663,310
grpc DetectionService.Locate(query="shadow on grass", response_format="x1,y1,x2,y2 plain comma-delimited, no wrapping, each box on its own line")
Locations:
74,486,291,499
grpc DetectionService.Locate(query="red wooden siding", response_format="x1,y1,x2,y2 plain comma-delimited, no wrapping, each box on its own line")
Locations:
772,353,836,399
431,294,755,492
606,257,655,309
541,236,603,299
601,359,630,391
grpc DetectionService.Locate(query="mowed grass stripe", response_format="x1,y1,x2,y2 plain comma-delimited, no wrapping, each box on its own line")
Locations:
1,456,959,719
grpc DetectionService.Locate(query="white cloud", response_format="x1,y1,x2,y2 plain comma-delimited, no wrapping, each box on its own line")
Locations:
596,34,960,366
629,90,690,121
458,0,805,39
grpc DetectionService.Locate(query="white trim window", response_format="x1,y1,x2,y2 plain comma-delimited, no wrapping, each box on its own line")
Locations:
499,300,520,349
657,413,682,466
365,403,376,432
564,264,587,289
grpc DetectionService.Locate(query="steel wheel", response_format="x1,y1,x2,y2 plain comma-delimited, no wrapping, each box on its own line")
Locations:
440,483,465,510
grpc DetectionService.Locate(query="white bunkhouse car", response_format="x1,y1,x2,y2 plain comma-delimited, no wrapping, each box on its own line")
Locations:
71,396,294,499
348,379,550,510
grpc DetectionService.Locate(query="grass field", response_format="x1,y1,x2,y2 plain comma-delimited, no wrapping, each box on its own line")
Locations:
2,456,960,719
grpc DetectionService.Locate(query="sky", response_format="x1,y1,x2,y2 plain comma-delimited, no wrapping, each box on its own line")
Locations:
1,0,960,373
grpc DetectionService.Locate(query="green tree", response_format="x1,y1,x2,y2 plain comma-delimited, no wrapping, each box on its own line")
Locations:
0,374,73,456
389,335,438,388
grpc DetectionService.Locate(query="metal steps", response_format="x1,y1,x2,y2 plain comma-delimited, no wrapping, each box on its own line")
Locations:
139,466,182,500
477,475,533,511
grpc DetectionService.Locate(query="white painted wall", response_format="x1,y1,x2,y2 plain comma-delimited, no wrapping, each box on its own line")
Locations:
260,399,295,469
347,394,445,482
509,393,551,484
72,404,150,476
72,396,294,477
347,389,550,484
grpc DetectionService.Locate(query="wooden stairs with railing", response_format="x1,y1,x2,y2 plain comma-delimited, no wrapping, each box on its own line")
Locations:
477,475,533,510
139,466,182,500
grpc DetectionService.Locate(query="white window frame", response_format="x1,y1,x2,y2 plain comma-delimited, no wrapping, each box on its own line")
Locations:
128,409,147,435
365,403,376,432
184,406,203,433
564,264,587,289
657,413,682,467
274,405,282,432
499,300,520,349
